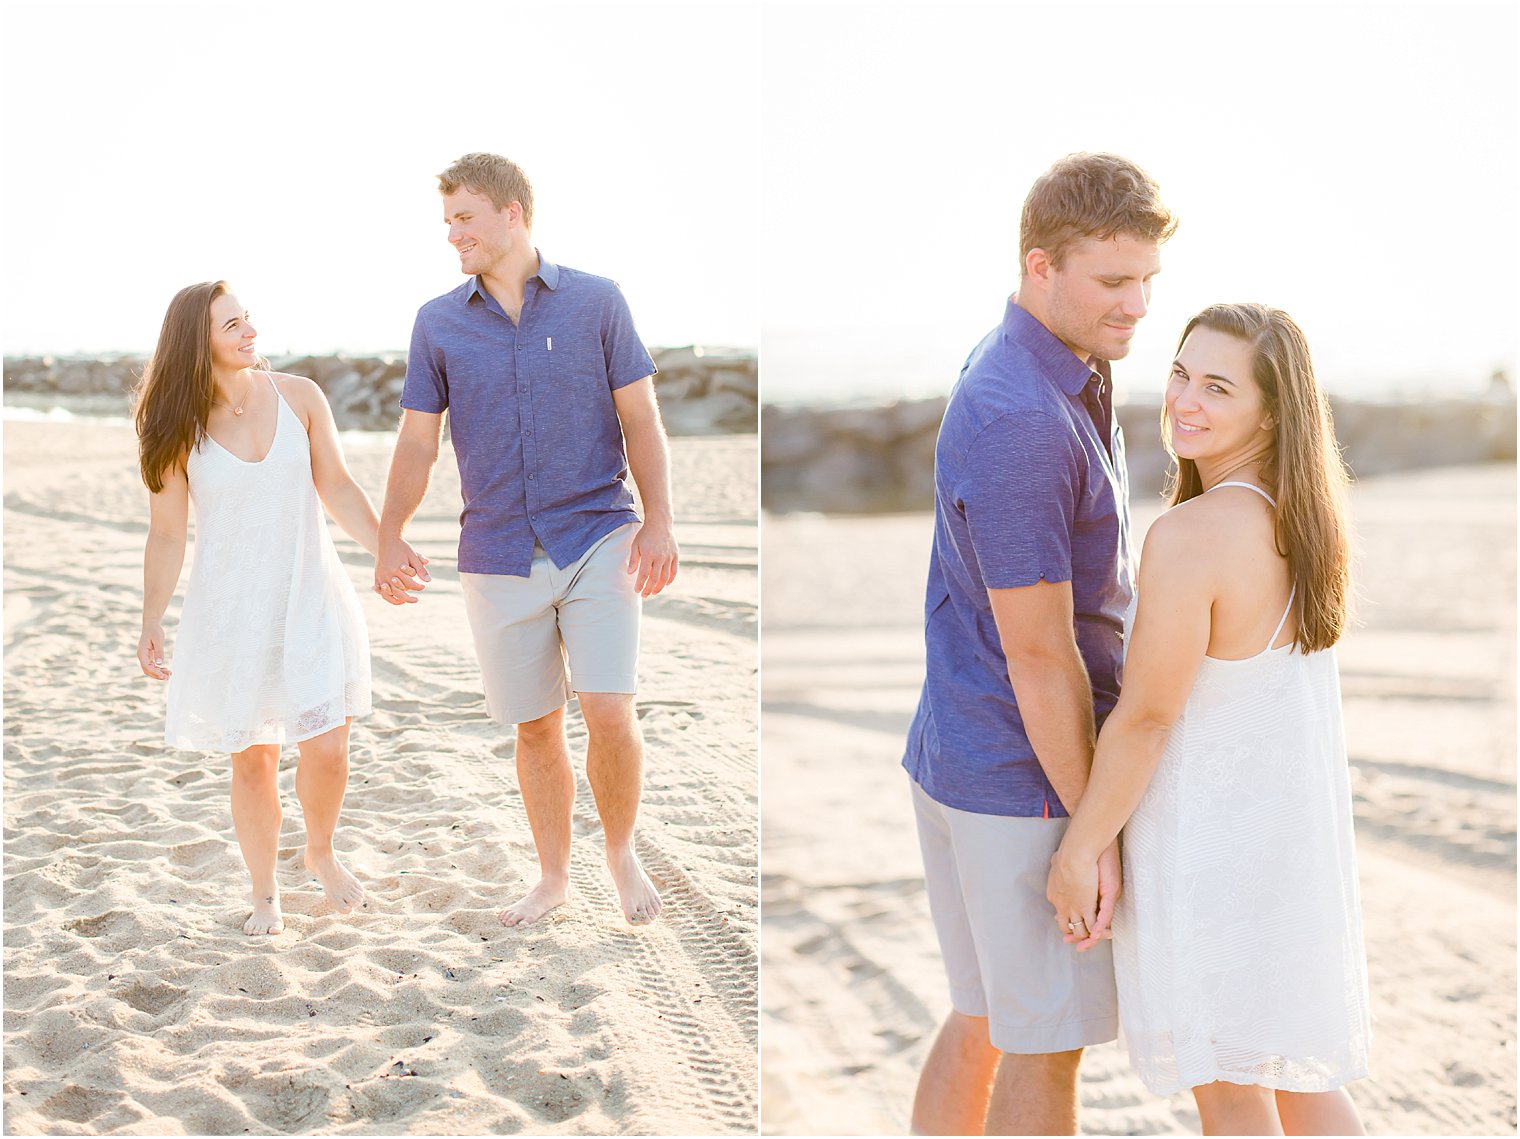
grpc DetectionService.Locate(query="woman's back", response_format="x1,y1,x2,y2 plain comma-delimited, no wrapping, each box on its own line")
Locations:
1173,481,1296,659
1113,479,1371,1095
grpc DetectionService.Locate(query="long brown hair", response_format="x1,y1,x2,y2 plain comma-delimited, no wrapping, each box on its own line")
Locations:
1163,303,1352,652
134,281,263,492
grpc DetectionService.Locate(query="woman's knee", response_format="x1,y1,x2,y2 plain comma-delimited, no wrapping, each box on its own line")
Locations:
231,746,280,785
298,725,351,768
1193,1079,1278,1117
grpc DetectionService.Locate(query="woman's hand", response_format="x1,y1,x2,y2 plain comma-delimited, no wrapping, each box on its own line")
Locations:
373,536,430,605
138,622,171,680
1046,838,1120,951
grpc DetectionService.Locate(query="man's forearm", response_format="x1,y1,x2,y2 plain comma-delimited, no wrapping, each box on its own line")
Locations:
623,417,673,525
1006,647,1097,813
380,440,437,540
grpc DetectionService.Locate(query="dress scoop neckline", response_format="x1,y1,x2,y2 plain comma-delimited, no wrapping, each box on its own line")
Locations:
202,371,289,465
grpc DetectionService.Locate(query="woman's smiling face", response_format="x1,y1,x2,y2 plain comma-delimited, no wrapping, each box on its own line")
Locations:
207,292,257,373
1165,325,1274,467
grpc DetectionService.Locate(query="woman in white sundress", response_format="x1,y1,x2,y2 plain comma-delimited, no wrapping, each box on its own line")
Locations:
1047,303,1370,1135
135,280,426,936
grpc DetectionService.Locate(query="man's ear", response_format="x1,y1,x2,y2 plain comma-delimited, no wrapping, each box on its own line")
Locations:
1024,247,1053,286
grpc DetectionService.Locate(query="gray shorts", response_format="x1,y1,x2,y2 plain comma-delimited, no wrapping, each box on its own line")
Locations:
911,778,1118,1053
460,523,641,726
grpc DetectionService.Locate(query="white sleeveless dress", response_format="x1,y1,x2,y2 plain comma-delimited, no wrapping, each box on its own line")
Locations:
164,375,372,752
1112,482,1371,1094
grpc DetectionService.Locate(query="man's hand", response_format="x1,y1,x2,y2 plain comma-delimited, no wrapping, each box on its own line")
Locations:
373,536,431,605
626,519,678,597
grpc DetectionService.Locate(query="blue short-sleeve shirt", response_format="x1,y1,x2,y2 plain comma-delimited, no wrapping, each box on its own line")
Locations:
902,300,1135,817
401,253,657,576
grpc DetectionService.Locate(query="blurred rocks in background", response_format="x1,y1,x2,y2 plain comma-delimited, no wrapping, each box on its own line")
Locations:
3,346,757,436
762,392,1517,514
8,352,1514,514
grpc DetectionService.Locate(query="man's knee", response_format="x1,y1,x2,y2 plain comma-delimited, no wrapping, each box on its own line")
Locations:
515,706,566,749
1001,1046,1084,1068
577,692,639,743
945,1009,990,1035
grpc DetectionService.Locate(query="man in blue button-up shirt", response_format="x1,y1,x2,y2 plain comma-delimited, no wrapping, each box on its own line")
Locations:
903,154,1175,1135
375,153,678,929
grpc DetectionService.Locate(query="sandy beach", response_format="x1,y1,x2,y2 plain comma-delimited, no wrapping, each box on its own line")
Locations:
3,418,758,1134
761,464,1516,1136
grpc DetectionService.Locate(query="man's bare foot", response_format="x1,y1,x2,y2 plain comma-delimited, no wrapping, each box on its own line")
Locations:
244,891,284,935
608,846,662,925
499,877,569,927
305,850,364,914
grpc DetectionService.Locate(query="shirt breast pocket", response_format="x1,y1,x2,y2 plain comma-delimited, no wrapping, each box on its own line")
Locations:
1074,462,1116,537
537,328,608,394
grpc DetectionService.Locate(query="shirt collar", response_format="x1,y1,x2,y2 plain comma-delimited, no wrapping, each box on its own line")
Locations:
535,252,560,290
466,249,560,302
1002,299,1105,396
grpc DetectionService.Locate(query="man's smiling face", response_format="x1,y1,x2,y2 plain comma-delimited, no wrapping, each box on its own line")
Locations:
443,186,522,278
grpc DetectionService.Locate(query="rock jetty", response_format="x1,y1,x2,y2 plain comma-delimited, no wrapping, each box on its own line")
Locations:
3,346,757,436
762,392,1517,514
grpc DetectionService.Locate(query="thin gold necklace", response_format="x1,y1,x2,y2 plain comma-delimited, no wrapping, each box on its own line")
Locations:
212,373,255,416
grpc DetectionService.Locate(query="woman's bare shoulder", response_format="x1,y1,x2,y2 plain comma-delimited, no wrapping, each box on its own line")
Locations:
267,370,320,394
1142,491,1271,575
267,372,329,415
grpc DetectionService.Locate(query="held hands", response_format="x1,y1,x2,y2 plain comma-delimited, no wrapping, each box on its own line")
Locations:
1046,838,1122,952
626,518,678,597
373,536,431,606
138,622,171,680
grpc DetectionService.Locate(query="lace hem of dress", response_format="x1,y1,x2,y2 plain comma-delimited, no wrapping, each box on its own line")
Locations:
165,694,372,753
1126,1032,1371,1096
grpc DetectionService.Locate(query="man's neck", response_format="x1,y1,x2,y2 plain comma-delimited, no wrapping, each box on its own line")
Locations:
1013,290,1093,369
479,244,540,315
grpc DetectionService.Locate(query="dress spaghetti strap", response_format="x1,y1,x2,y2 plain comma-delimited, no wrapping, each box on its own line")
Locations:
1209,479,1278,508
1266,583,1296,652
1207,480,1293,652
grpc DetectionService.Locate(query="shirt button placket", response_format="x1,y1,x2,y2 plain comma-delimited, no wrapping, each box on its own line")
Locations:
517,304,539,530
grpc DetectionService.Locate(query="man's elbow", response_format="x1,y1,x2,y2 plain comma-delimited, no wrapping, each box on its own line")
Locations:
396,435,441,469
1003,638,1082,679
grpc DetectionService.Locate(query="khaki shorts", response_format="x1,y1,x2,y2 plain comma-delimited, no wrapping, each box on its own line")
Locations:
460,523,641,726
911,778,1118,1054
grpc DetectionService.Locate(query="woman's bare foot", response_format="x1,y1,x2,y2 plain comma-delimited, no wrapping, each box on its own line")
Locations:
499,877,569,927
608,846,662,925
244,891,284,935
305,850,364,914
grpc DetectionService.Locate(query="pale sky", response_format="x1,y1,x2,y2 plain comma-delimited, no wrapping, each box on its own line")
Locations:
1,1,760,355
4,1,1515,404
762,1,1519,401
